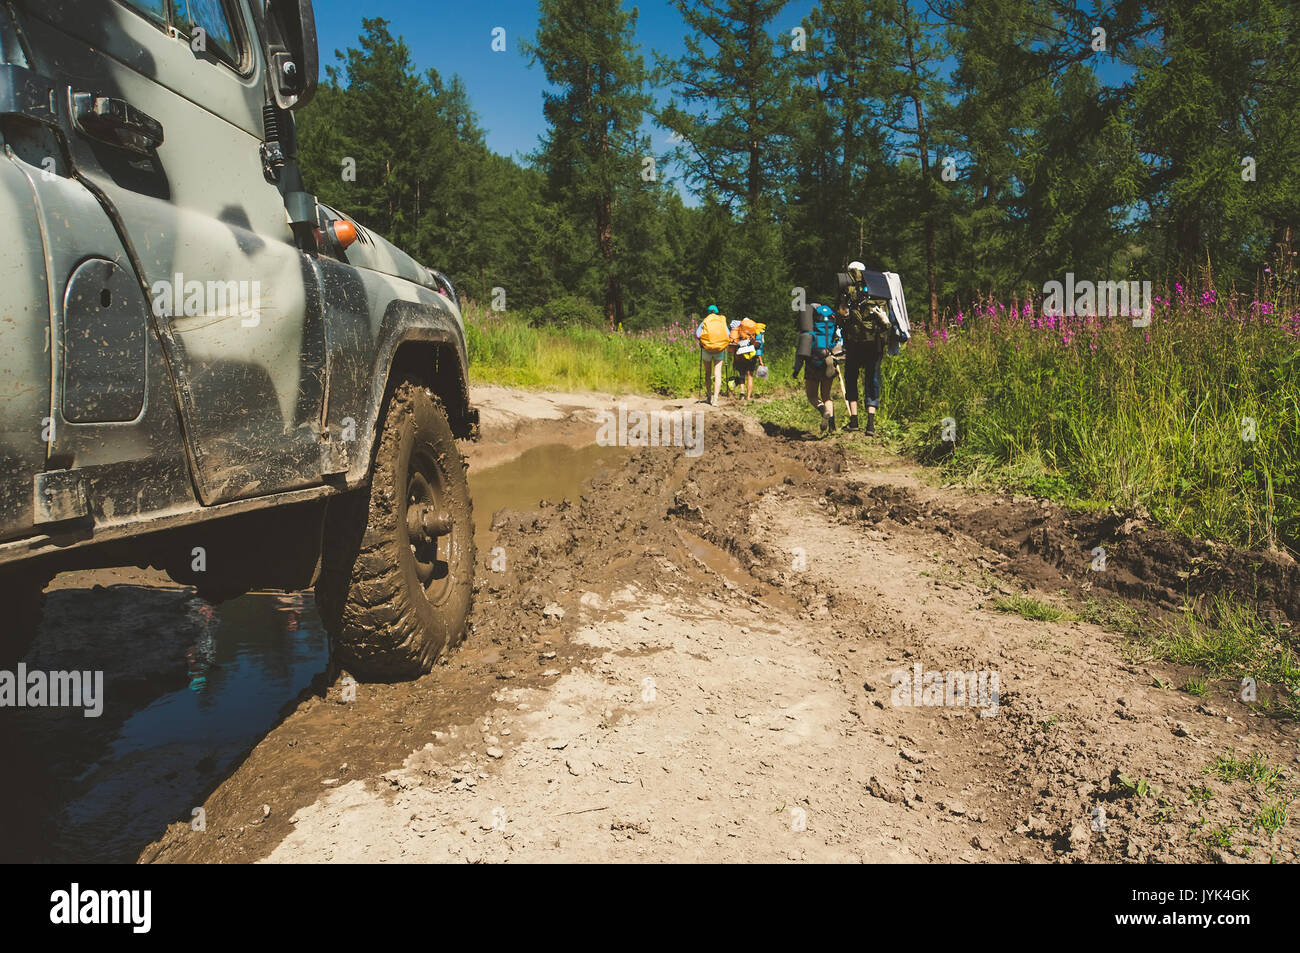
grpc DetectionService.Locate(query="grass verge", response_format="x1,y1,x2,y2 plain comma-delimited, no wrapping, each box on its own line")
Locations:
992,593,1081,623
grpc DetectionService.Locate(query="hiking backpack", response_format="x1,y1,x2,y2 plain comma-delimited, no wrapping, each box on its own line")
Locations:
699,313,730,352
838,294,890,346
811,315,840,364
732,318,763,357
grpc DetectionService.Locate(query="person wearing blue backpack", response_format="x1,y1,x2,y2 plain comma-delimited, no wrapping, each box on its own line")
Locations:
793,303,844,434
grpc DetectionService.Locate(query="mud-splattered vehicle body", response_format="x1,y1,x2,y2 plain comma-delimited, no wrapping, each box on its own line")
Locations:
0,0,476,678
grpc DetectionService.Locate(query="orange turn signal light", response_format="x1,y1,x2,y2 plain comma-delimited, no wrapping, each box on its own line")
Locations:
331,219,358,249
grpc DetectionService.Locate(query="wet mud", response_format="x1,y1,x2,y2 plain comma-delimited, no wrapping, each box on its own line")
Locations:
5,389,1298,863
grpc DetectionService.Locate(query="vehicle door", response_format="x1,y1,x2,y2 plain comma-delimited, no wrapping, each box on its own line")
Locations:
14,0,327,505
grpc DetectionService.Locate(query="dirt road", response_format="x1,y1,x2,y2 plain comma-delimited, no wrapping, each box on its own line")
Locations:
134,385,1298,863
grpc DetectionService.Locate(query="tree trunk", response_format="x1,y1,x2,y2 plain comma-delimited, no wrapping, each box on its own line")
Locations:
596,195,621,329
1177,214,1202,278
595,79,622,331
746,16,761,211
586,60,622,333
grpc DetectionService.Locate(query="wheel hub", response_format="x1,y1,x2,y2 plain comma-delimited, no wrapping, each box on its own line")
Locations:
406,467,454,594
406,501,451,543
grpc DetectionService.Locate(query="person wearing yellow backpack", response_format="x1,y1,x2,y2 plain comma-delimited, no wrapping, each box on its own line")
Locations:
696,305,730,406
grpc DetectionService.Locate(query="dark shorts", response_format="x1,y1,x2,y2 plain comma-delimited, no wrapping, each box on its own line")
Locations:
734,354,757,374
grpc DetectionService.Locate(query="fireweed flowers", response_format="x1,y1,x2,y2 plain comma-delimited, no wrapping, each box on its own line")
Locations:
1041,273,1154,322
884,278,1300,552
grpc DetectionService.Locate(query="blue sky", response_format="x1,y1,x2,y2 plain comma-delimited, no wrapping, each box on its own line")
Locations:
310,0,1130,178
311,0,818,163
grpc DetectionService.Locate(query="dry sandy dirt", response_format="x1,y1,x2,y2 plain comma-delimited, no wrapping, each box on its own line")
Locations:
98,385,1299,862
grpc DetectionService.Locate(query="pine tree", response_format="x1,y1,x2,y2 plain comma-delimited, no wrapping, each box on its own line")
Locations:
295,18,566,310
1124,0,1300,282
298,20,471,262
944,0,1143,295
720,199,791,340
863,0,951,327
654,0,796,214
527,0,652,328
787,0,892,286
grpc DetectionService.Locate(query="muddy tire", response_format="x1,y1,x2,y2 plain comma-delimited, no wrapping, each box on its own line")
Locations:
0,570,49,668
315,379,474,680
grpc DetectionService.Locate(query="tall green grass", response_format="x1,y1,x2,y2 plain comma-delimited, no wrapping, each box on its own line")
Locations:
1140,594,1300,698
463,301,794,398
883,286,1300,551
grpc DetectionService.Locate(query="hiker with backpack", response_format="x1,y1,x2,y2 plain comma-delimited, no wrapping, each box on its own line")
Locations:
793,303,844,434
836,261,912,435
728,317,766,401
696,304,730,406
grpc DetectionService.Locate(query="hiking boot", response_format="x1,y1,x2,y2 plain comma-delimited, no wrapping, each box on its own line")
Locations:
864,414,876,436
846,415,860,431
818,414,829,435
828,413,837,432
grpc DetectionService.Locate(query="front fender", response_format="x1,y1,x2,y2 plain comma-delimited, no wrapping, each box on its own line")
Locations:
314,255,473,488
371,300,474,436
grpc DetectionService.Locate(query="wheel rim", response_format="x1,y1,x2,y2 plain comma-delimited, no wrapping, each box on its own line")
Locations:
404,452,458,604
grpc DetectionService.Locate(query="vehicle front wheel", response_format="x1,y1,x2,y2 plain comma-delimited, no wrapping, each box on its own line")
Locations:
315,379,474,680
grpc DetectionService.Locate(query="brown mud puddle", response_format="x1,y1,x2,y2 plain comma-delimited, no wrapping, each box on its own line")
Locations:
2,439,627,864
470,442,625,554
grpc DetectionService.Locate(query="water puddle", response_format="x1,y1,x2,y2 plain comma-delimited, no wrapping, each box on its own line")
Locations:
0,587,328,862
469,441,626,551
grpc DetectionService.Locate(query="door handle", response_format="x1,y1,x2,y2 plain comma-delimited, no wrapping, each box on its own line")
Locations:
71,91,164,155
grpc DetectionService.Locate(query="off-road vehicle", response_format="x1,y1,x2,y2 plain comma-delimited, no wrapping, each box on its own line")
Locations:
0,0,477,679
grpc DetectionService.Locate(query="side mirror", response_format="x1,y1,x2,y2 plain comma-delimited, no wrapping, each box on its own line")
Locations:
261,0,318,110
